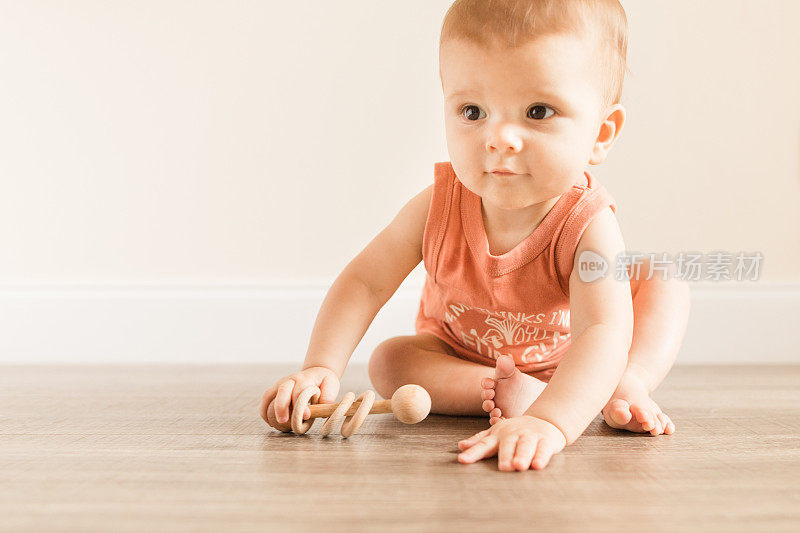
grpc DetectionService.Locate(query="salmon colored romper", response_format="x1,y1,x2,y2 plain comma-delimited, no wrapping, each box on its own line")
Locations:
414,161,617,383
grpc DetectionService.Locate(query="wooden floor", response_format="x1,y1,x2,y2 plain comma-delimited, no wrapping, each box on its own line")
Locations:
1,365,798,532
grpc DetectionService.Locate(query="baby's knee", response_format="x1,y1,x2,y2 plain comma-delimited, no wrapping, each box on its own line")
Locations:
368,337,414,397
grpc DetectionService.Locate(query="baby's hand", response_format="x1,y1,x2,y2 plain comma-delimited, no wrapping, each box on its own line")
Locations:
457,415,567,471
259,366,340,432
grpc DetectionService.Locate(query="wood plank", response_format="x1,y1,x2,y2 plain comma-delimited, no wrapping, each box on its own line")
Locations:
0,365,798,532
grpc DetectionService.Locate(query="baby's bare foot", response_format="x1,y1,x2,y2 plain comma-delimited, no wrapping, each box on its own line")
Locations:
480,355,546,425
602,373,675,436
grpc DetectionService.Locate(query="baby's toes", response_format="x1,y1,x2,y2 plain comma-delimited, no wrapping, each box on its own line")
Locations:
604,399,633,427
482,399,495,413
480,377,496,390
649,415,663,436
489,407,502,419
630,404,656,432
481,388,495,401
658,412,675,435
489,416,504,426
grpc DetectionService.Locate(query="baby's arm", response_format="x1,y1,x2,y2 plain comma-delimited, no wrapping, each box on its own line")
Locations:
260,184,433,428
302,185,432,375
524,206,633,444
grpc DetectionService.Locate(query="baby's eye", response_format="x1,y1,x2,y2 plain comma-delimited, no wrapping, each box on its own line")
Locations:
527,105,555,120
460,105,486,121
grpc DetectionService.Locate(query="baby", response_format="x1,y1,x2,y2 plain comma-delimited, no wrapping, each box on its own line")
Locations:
260,0,690,472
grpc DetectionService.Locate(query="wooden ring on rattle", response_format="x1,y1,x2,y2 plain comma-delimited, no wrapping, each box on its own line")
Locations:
340,390,375,438
290,386,320,435
320,391,356,437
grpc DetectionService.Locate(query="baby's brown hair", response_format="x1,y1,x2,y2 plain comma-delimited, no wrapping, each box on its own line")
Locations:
440,0,629,107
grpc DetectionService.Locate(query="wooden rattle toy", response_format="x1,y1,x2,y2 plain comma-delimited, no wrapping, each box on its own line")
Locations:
275,384,431,438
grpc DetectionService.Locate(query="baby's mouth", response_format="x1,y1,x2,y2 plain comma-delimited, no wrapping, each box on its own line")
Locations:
489,171,524,179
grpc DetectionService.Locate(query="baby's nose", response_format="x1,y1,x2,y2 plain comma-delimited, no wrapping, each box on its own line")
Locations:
485,124,523,153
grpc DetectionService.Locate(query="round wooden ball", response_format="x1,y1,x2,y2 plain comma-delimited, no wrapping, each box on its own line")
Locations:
390,384,431,424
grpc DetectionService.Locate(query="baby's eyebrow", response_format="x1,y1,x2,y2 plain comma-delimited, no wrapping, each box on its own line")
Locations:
445,88,565,103
444,90,478,101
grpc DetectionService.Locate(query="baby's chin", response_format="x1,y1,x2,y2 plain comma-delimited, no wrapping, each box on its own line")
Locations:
479,184,571,211
480,189,550,211
484,196,547,211
468,174,531,204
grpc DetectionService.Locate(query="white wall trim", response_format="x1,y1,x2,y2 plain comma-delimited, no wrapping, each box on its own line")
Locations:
1,282,798,364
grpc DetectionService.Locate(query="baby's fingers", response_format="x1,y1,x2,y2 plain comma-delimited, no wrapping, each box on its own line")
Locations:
457,428,490,451
512,436,537,471
266,400,292,432
318,373,340,404
274,379,295,423
531,438,555,470
259,385,278,422
497,435,519,471
458,435,498,464
290,378,321,420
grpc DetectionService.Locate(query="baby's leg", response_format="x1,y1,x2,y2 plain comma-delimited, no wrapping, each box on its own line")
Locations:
368,334,545,416
603,259,691,435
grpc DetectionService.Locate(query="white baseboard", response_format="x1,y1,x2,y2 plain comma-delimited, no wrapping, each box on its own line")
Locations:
0,282,798,365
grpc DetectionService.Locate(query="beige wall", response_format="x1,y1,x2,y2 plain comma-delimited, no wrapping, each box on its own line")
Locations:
0,0,797,286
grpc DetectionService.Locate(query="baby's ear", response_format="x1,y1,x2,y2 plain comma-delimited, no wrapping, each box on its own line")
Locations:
589,104,626,165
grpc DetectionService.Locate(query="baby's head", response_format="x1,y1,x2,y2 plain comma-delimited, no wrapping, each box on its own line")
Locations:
439,0,628,210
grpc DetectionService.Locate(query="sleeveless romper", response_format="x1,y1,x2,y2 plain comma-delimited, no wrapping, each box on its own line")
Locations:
414,161,617,383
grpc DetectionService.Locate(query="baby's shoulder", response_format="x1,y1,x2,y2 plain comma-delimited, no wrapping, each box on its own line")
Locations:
384,183,434,255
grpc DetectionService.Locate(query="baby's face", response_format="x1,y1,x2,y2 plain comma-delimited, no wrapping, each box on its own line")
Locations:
440,33,611,210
